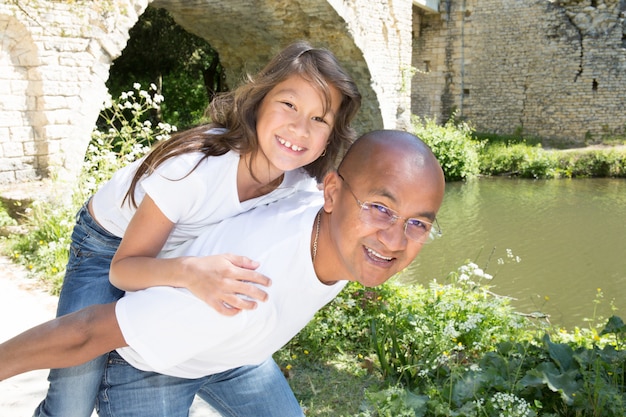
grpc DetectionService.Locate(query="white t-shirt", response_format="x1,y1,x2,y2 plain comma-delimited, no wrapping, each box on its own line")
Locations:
91,143,316,254
115,191,347,378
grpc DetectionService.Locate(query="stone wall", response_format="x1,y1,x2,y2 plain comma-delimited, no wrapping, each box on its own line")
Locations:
0,0,150,187
413,0,626,143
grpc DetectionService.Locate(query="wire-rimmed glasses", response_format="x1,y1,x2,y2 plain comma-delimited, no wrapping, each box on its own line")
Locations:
337,172,442,243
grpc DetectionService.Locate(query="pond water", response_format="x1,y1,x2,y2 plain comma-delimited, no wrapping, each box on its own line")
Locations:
405,177,626,329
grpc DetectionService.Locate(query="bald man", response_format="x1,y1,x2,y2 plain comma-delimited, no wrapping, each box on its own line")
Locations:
0,130,445,417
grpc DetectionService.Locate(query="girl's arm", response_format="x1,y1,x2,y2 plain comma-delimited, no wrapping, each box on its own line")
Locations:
0,303,124,381
109,196,271,316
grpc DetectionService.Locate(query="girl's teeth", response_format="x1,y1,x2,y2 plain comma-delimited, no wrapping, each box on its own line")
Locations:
279,138,303,151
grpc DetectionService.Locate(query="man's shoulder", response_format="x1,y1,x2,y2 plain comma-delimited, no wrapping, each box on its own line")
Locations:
260,190,322,215
183,190,322,257
235,190,322,233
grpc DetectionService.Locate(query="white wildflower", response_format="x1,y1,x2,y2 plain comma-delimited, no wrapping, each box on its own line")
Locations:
458,313,484,332
489,392,534,417
442,321,460,339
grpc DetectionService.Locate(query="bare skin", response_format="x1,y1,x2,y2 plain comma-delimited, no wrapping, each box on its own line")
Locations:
0,304,123,380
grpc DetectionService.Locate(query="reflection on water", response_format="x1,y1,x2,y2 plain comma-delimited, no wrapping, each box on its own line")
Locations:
405,177,626,329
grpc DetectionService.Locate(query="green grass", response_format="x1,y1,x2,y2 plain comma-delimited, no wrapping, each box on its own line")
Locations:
274,352,380,416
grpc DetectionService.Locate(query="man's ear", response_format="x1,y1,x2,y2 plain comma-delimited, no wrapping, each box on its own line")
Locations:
322,171,340,213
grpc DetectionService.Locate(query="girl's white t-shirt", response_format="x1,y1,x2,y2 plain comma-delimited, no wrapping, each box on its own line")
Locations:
91,148,316,254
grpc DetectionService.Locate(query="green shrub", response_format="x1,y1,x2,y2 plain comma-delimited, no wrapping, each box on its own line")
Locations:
285,282,398,359
0,202,17,227
411,115,483,181
479,142,626,179
368,261,530,389
160,71,213,128
557,150,626,178
10,201,76,291
479,142,560,178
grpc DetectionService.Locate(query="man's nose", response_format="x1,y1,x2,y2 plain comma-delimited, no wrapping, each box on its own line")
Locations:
377,220,407,252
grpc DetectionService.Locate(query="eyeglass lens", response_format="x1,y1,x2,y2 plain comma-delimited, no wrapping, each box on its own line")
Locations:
360,203,433,242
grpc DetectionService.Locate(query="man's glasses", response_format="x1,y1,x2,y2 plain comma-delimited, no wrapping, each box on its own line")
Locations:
337,172,442,243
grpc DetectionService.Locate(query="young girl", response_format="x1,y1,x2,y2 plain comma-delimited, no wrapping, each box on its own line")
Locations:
35,41,361,417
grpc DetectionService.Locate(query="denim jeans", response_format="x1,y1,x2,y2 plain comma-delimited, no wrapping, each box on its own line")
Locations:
34,201,124,417
97,351,304,417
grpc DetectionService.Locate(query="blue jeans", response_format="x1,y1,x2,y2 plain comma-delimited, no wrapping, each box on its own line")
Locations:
97,352,304,417
34,201,124,417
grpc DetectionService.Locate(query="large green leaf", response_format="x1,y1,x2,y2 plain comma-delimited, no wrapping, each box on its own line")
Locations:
520,362,581,405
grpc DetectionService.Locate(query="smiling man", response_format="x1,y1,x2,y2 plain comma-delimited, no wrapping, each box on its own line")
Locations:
0,130,445,417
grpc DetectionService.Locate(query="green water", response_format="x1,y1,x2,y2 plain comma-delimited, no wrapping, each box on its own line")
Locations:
406,177,626,329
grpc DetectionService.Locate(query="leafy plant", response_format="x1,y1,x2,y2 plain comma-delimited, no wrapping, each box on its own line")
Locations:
478,142,626,179
0,202,17,228
411,114,484,182
368,261,529,389
479,142,559,178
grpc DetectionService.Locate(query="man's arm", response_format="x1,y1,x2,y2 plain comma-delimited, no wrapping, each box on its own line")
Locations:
0,303,126,381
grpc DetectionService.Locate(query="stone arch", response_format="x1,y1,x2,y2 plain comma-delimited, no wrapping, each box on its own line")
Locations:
0,14,42,183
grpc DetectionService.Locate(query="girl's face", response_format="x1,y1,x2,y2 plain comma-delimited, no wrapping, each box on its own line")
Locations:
254,74,342,178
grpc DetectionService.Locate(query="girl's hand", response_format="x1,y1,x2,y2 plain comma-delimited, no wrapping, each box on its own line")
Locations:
182,254,271,316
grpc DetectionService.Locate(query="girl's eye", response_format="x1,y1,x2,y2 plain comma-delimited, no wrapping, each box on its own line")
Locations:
282,101,295,109
312,116,328,124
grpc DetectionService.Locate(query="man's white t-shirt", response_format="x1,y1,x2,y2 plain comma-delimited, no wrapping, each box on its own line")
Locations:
115,191,347,378
91,144,316,254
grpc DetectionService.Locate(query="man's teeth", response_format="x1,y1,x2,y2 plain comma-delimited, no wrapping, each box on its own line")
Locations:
278,138,304,152
366,247,392,261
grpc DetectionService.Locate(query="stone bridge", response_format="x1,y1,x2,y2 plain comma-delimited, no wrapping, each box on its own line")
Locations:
1,0,626,189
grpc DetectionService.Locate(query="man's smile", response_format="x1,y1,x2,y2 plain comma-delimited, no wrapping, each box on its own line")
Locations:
364,246,394,264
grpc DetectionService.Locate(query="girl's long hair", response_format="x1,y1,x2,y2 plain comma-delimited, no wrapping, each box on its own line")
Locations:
124,41,361,207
